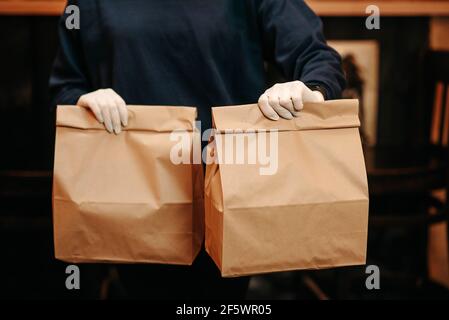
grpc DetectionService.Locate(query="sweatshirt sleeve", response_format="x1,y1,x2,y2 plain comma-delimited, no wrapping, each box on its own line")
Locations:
49,0,91,106
256,0,345,99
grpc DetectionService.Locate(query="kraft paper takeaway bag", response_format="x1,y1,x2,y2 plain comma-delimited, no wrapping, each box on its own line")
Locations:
205,99,369,277
53,105,204,265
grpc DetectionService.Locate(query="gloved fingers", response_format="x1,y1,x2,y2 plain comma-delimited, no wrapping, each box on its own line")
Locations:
99,101,114,134
278,85,296,116
258,93,279,121
266,85,294,120
291,90,304,112
266,87,293,120
114,97,128,127
110,104,122,135
78,95,103,124
289,81,304,112
87,99,105,124
102,94,122,135
258,81,325,120
107,89,127,128
77,89,127,134
271,101,293,120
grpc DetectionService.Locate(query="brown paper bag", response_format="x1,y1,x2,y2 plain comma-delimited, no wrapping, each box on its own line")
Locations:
205,99,369,277
53,105,204,265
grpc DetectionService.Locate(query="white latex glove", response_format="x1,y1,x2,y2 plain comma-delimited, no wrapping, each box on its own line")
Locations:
258,81,325,120
77,88,128,134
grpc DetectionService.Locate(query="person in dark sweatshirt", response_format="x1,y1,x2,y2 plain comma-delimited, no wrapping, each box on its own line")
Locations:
50,0,345,299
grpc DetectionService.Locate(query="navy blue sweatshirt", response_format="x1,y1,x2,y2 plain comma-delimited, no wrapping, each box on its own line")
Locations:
50,0,345,130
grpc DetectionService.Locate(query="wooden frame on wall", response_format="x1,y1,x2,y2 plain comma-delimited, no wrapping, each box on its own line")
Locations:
0,0,65,16
310,0,449,16
328,40,380,146
1,0,449,16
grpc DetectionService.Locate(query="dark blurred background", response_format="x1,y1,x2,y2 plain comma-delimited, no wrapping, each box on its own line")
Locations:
1,0,449,299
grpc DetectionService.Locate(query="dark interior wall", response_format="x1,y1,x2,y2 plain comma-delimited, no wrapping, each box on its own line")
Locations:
0,16,58,171
322,16,430,147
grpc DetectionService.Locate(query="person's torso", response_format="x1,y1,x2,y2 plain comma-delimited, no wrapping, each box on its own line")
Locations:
77,0,267,127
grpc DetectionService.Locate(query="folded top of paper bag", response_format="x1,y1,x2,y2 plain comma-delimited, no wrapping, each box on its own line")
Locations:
212,99,360,132
56,105,197,132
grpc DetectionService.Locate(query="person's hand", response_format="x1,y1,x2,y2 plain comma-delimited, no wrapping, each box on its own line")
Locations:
77,88,128,134
258,81,325,120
